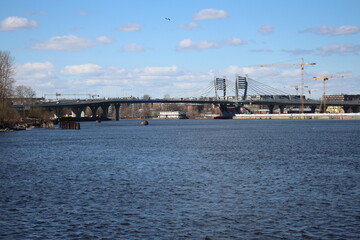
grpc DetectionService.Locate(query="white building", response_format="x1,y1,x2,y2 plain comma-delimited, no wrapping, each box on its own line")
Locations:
158,111,187,119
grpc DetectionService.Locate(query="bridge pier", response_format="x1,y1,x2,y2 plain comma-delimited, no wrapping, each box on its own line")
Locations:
351,106,359,113
71,106,85,118
89,105,99,120
268,105,274,114
343,106,350,113
279,105,285,114
100,104,110,118
219,103,241,118
320,105,327,113
114,103,121,121
52,107,63,119
310,106,317,113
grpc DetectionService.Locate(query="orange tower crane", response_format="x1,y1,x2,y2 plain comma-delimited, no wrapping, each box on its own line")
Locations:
313,74,351,112
254,58,316,113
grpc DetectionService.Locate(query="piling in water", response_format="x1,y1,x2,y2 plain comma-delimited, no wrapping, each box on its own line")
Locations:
42,122,55,129
59,121,80,129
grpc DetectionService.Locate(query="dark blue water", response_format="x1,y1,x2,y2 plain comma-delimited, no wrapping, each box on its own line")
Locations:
1,119,359,239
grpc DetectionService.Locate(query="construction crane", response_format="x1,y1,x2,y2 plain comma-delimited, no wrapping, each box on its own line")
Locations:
308,89,319,99
254,58,316,113
286,85,308,95
288,85,299,95
313,74,351,112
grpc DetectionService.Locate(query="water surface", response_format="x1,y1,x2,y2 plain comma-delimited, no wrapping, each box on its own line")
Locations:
1,119,359,239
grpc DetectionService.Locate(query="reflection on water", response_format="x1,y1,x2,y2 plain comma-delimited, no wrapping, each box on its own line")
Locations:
1,120,360,239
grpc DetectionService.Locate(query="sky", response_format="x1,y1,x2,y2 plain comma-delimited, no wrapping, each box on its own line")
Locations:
1,0,360,99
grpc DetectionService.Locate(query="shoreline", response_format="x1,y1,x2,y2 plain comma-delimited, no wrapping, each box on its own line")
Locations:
233,113,360,120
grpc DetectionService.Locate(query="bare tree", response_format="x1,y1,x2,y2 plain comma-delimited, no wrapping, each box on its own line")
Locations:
0,51,16,103
14,85,36,104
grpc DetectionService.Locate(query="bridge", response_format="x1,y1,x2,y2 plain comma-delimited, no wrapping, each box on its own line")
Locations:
30,75,360,120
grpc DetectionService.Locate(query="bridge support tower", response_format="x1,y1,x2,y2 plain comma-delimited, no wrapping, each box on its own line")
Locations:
279,105,285,114
351,106,359,113
114,103,121,121
310,106,317,113
219,103,241,118
101,104,110,118
72,106,85,118
268,105,274,114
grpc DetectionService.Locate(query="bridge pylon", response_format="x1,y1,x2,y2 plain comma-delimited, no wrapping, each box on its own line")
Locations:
235,74,248,101
214,76,227,99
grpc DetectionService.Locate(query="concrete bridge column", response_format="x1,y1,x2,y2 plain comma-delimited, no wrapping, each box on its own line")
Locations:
71,106,84,118
52,107,63,119
101,104,110,118
351,106,359,113
343,106,350,113
310,106,317,113
268,105,274,114
114,103,121,121
279,105,285,114
218,103,239,118
90,105,99,119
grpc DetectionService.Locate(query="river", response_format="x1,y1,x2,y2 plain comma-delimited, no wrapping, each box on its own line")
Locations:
1,119,359,239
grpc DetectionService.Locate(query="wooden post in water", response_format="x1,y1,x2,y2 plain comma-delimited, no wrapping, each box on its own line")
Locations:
59,121,80,129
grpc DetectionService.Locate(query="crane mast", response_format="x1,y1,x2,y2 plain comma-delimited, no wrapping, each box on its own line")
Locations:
313,74,351,113
254,58,316,113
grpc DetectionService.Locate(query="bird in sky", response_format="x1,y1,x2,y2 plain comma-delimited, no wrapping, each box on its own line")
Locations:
165,18,171,21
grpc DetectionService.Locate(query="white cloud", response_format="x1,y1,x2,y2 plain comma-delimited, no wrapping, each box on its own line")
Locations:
133,66,179,75
192,9,229,20
24,11,47,16
258,25,274,34
176,39,219,51
15,61,357,99
15,62,56,91
96,36,114,44
333,25,360,35
61,64,102,75
0,16,38,31
32,35,94,51
180,22,200,30
16,62,55,80
250,49,273,53
121,43,148,52
282,44,360,56
316,44,360,56
222,38,246,46
301,25,360,35
117,23,141,32
20,62,55,71
282,49,315,55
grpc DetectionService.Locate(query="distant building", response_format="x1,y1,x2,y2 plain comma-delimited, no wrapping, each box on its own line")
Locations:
158,111,187,119
325,94,360,101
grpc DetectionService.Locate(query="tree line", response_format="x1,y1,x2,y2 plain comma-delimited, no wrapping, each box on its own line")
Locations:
0,50,41,129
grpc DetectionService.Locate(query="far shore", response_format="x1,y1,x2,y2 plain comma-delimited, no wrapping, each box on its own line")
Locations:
233,113,360,120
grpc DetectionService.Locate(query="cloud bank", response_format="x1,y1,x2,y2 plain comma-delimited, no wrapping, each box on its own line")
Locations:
117,23,141,32
192,9,229,20
0,16,38,31
15,61,358,98
301,25,360,35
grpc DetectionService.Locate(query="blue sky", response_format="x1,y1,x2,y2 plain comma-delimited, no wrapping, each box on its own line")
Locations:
1,0,359,98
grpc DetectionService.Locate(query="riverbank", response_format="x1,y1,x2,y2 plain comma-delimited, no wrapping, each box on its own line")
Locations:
0,118,55,132
233,113,360,120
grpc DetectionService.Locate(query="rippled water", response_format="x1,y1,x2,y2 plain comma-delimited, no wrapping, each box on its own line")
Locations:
1,119,360,239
